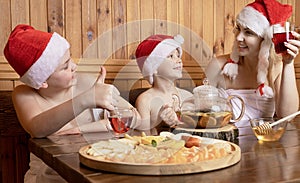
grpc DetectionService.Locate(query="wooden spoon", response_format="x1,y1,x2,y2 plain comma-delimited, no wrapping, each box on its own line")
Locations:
254,111,300,135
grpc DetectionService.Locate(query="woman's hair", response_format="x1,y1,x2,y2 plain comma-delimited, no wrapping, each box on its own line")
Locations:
267,45,283,91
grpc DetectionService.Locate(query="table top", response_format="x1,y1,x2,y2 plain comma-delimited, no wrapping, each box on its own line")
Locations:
29,117,300,183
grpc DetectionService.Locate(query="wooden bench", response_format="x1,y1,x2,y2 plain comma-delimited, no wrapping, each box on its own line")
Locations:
0,91,30,183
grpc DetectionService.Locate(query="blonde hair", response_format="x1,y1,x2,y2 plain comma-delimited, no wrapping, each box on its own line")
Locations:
267,45,283,91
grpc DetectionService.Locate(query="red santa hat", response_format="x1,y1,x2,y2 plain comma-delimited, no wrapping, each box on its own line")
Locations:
135,34,184,84
4,24,70,89
222,0,292,98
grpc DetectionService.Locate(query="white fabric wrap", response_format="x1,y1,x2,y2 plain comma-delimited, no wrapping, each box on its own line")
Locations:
218,88,275,121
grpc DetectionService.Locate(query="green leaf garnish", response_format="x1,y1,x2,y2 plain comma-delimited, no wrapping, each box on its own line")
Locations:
151,140,157,147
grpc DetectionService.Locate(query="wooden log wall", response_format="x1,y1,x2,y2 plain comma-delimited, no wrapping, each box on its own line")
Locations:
0,0,300,92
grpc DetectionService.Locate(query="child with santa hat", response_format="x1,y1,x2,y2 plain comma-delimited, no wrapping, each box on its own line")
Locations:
4,24,132,182
205,0,300,121
134,34,193,132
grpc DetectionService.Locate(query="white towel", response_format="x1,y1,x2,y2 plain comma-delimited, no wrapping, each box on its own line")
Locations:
218,88,275,121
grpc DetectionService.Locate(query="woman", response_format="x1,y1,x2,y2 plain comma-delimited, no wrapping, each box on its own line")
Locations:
205,0,300,121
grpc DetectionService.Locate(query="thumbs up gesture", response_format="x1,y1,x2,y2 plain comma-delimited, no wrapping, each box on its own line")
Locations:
93,66,120,110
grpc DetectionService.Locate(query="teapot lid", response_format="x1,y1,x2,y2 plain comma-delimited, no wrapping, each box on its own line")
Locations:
193,78,219,97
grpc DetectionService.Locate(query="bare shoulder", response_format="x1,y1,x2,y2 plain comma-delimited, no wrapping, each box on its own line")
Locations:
12,85,45,109
177,88,193,98
12,85,44,122
136,89,154,104
12,84,38,101
135,89,156,118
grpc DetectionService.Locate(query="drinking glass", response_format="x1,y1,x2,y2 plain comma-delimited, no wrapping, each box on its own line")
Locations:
106,108,135,138
272,22,295,54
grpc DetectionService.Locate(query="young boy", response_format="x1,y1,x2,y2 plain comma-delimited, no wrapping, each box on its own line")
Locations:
134,34,193,132
4,24,132,182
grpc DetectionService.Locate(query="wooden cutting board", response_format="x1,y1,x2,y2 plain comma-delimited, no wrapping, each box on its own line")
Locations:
173,124,238,142
79,137,241,175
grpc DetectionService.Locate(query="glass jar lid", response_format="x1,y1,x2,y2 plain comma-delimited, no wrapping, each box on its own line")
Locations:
192,78,219,97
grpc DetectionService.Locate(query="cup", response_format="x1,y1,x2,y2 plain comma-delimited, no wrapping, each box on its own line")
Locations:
92,108,105,121
272,22,295,54
106,108,135,138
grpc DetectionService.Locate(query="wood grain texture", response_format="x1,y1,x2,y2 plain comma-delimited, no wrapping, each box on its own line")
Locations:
154,0,167,35
66,0,82,58
126,0,140,59
82,0,98,58
167,0,179,35
30,0,47,31
173,124,239,143
140,0,154,41
0,0,11,56
214,0,225,56
11,0,30,28
179,0,191,60
47,0,64,35
96,0,113,60
112,0,127,59
0,0,298,58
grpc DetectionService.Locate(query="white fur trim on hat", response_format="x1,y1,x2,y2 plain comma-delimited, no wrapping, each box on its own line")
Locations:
236,6,270,38
142,35,183,84
20,32,70,89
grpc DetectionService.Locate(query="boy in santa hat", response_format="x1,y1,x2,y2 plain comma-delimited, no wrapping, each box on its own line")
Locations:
206,0,300,121
4,24,133,182
134,34,193,132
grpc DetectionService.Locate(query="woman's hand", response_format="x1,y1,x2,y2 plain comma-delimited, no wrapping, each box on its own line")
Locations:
282,31,300,64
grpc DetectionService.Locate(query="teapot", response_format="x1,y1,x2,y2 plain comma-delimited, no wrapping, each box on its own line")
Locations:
180,79,245,129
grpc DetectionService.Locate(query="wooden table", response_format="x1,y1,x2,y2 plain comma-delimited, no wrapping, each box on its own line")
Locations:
29,117,300,183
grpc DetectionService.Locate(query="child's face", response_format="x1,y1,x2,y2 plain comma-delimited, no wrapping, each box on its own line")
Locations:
46,50,77,88
156,48,182,80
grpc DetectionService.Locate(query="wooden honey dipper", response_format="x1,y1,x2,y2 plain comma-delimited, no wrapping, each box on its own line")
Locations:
254,111,300,135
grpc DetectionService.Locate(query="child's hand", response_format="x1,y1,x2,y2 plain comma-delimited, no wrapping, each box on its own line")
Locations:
159,105,183,127
94,66,119,110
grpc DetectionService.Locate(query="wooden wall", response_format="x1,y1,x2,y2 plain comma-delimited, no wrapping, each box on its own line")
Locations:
0,0,300,92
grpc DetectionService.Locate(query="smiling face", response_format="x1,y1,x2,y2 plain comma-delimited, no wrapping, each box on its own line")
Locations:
234,23,263,58
46,49,77,89
156,48,183,81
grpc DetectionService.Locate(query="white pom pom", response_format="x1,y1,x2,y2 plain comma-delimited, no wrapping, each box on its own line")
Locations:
174,34,184,44
221,63,238,80
256,84,274,98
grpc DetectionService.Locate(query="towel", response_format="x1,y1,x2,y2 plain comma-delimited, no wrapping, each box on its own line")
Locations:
218,88,275,121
